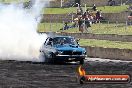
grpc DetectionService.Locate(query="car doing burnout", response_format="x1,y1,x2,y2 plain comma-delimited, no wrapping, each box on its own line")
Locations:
40,36,87,64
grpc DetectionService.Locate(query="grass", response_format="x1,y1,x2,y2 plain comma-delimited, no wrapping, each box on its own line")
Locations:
0,0,29,3
43,7,77,14
38,22,132,49
38,23,132,35
79,39,132,50
39,23,132,50
97,5,129,13
38,23,63,32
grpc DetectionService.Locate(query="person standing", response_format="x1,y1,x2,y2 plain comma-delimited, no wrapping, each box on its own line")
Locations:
78,16,84,33
92,4,97,11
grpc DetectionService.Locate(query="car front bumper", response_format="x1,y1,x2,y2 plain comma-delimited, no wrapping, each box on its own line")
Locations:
56,55,87,58
56,55,87,61
55,55,87,61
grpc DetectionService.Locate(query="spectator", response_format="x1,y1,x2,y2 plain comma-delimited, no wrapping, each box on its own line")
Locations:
108,0,116,6
128,12,132,20
108,0,112,5
60,22,70,30
77,9,82,15
71,18,79,28
130,12,132,16
128,5,132,11
92,4,97,11
76,5,83,17
83,9,90,18
83,9,91,32
127,12,132,25
95,10,103,23
78,15,84,33
84,15,91,32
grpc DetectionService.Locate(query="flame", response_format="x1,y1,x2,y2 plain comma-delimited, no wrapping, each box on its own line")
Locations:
78,65,86,76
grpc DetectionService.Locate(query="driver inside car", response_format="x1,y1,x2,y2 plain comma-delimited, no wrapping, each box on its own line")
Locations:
60,39,65,45
47,38,53,46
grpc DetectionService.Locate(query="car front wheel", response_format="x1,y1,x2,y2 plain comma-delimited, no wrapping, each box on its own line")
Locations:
80,59,84,65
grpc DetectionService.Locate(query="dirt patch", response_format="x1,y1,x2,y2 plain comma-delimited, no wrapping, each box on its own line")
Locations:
0,60,131,88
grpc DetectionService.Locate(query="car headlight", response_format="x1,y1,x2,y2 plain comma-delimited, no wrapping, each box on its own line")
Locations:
83,51,86,55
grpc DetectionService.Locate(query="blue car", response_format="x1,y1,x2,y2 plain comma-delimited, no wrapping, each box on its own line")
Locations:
40,35,87,64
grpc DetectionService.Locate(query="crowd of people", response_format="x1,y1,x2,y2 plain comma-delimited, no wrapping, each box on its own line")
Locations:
60,4,103,33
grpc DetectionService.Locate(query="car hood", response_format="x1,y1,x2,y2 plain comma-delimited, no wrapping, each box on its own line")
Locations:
54,44,85,52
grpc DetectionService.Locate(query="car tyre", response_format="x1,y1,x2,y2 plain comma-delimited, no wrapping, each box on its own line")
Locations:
50,53,56,64
80,59,84,65
80,76,85,84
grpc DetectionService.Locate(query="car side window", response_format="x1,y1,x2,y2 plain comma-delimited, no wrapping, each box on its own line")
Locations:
44,38,48,45
45,38,50,45
45,38,53,46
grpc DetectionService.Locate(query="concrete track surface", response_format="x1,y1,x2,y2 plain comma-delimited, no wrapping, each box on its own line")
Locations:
0,58,132,88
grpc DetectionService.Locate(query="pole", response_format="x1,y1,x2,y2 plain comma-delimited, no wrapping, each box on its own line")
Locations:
125,21,127,30
72,11,74,23
62,21,64,32
50,21,51,32
116,21,118,28
61,0,63,8
121,0,122,5
50,15,52,32
99,21,101,29
85,4,87,12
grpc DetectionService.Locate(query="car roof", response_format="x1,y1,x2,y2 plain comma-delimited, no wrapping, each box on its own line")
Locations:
46,32,74,39
54,36,73,38
48,35,74,39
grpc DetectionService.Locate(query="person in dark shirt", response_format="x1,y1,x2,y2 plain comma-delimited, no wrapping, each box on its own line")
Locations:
78,16,84,32
130,12,132,16
83,9,90,18
96,10,102,23
108,0,116,6
92,4,97,11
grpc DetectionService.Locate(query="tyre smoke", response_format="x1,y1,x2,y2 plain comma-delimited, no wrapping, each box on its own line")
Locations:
0,0,49,62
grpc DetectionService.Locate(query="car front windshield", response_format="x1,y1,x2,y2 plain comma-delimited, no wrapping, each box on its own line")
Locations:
53,37,77,45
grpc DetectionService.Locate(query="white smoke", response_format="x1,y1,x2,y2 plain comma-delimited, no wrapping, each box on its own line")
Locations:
0,0,50,62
